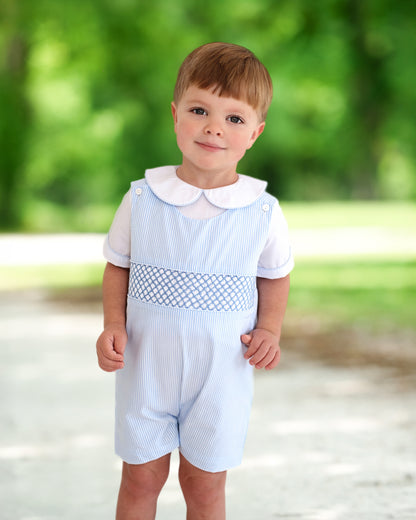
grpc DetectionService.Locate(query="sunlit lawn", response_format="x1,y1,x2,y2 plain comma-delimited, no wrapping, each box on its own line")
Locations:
280,200,416,229
1,202,415,333
0,263,105,292
290,259,416,331
281,201,416,332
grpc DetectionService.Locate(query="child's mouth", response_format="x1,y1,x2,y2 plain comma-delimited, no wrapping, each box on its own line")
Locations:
196,141,225,152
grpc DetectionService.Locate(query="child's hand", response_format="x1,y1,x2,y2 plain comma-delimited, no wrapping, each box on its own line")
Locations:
96,325,127,372
241,329,281,370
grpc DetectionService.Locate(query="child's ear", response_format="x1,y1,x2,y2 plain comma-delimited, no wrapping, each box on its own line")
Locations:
171,102,178,129
247,121,266,149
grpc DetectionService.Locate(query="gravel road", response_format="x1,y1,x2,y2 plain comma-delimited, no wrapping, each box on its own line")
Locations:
1,292,415,520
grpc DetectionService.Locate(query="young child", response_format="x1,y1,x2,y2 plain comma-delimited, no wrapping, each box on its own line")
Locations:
96,42,294,520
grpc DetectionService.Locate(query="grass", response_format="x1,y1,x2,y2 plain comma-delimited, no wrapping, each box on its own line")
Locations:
289,259,416,331
1,258,414,333
280,201,416,333
280,201,416,229
0,263,105,292
1,201,415,333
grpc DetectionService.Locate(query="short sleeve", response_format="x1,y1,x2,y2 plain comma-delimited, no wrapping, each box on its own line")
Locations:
257,202,294,279
103,190,131,268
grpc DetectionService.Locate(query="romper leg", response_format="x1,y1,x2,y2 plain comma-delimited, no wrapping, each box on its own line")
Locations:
116,454,171,520
178,453,227,520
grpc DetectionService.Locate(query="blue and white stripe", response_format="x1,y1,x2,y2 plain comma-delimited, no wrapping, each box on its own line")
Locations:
115,179,276,472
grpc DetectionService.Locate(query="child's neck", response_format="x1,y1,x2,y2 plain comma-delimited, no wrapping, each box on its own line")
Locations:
176,164,238,190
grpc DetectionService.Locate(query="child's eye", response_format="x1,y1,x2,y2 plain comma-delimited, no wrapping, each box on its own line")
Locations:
191,108,207,116
228,115,244,124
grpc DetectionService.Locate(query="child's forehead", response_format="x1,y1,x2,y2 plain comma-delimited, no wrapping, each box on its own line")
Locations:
181,85,255,111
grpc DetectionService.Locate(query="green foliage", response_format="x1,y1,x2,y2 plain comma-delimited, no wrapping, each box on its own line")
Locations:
1,201,414,334
2,258,414,332
1,0,416,230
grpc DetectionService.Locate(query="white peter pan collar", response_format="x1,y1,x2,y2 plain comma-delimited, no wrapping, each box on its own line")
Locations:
145,165,267,209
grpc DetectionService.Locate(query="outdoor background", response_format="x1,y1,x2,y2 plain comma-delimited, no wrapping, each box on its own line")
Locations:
1,0,416,231
1,0,415,349
1,1,416,518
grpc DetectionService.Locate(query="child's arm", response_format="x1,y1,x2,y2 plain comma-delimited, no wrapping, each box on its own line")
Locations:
241,275,290,370
96,262,130,372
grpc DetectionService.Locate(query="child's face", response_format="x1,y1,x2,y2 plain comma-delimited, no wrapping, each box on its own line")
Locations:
171,86,265,185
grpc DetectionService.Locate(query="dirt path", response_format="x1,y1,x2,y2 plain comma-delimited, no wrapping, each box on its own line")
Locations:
1,292,415,519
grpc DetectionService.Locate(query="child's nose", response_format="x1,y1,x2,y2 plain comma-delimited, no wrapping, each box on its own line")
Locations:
204,119,223,137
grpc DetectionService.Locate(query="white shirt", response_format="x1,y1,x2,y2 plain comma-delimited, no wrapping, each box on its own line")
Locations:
104,166,293,278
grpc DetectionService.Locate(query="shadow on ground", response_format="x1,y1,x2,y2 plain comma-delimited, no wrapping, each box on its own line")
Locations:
1,288,415,520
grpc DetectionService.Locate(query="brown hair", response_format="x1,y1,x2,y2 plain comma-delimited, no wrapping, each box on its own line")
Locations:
173,42,273,121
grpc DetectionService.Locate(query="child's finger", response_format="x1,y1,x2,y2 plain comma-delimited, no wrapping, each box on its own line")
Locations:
265,350,281,370
253,349,276,369
97,346,124,371
240,333,252,346
100,358,124,372
113,330,128,355
247,341,270,365
106,349,124,362
97,336,124,367
244,336,264,360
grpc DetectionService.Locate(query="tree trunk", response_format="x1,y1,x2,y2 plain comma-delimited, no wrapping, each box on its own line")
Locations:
0,2,30,228
342,0,390,198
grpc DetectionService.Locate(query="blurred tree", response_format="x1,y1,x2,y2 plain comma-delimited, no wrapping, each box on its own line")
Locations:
0,0,415,231
340,0,392,198
0,0,31,228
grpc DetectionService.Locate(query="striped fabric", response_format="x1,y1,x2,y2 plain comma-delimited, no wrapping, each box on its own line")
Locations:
115,171,277,472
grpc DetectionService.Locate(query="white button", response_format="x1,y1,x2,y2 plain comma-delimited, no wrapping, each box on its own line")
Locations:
262,204,270,212
135,188,142,195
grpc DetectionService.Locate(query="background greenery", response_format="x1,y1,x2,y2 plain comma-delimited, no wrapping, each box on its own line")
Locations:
1,202,415,338
1,1,415,352
1,0,416,231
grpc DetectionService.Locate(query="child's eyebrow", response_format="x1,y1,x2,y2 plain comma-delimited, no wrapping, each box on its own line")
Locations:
186,98,210,106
